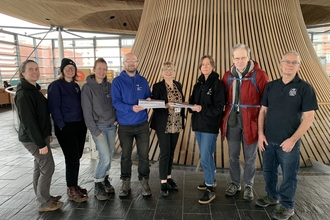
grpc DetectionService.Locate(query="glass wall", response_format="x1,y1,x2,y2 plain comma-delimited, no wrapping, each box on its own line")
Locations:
0,30,135,86
308,25,330,77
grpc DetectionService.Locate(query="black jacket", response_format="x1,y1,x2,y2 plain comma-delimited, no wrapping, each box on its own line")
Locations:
15,78,52,148
150,80,185,133
189,71,225,134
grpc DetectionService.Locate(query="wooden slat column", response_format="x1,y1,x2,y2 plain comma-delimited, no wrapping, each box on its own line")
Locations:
116,0,330,168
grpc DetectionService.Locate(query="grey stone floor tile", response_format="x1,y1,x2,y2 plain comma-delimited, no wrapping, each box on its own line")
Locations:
210,204,240,220
239,210,270,220
129,194,157,210
183,213,211,220
154,199,182,219
125,209,155,220
98,199,131,219
183,197,210,213
1,105,330,219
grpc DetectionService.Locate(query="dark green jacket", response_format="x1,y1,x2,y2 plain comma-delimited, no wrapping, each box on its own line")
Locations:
15,78,52,148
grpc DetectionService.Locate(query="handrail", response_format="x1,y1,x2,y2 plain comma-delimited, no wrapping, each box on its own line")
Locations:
5,86,16,95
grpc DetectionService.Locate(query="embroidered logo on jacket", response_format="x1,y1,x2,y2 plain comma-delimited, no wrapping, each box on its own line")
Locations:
207,88,213,95
289,88,297,96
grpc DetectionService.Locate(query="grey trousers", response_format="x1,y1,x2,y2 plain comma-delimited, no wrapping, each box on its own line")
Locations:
226,113,258,186
22,137,54,208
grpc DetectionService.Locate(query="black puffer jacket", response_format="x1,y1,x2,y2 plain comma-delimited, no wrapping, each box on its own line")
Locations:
15,78,52,148
189,71,225,134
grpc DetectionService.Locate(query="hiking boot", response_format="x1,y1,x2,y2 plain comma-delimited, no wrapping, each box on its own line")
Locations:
197,180,217,190
243,185,254,201
38,201,63,212
198,187,216,204
94,182,110,200
140,178,152,197
160,183,169,197
225,183,241,196
256,195,279,207
76,185,88,196
67,186,88,202
104,175,115,194
119,178,131,197
50,195,62,202
167,178,178,191
271,206,295,220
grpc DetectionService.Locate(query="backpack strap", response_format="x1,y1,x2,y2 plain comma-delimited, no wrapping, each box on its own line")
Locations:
228,103,260,108
226,71,260,108
226,70,258,92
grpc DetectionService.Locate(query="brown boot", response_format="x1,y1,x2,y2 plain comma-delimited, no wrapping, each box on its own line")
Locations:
67,186,88,202
76,185,88,196
38,201,63,212
51,195,62,202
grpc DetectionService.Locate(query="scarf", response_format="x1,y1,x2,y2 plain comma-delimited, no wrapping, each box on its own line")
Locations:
227,61,252,127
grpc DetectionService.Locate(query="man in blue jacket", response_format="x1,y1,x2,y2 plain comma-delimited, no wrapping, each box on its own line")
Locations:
111,52,152,197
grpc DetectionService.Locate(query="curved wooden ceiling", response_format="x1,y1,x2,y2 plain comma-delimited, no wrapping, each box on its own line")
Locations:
0,0,329,34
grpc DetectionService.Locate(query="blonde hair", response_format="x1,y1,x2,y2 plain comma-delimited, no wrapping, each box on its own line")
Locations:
162,61,175,71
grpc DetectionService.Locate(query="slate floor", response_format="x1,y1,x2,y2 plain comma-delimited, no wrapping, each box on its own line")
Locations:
0,104,330,220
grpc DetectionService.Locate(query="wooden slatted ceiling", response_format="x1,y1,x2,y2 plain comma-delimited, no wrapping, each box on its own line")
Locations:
114,0,330,168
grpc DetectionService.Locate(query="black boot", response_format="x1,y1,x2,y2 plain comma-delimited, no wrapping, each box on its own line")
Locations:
94,182,110,201
198,186,216,204
160,183,169,197
104,175,115,194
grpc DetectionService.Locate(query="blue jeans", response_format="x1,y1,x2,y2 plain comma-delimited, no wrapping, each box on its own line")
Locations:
262,141,300,210
195,131,218,186
92,124,116,182
118,121,150,180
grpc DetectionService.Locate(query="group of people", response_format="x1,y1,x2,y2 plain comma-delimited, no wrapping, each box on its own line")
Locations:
14,44,318,220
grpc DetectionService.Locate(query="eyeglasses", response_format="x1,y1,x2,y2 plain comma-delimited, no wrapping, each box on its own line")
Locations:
233,57,248,62
162,68,174,72
124,60,138,63
64,67,75,71
281,60,300,65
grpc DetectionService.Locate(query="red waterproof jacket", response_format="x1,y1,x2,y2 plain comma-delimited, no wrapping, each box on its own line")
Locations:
220,60,269,145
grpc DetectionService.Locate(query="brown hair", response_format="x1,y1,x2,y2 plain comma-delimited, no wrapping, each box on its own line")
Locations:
93,58,108,70
19,60,38,79
199,55,215,70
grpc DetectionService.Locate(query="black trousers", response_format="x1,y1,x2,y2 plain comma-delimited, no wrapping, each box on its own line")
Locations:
118,121,150,180
55,120,87,187
156,132,179,180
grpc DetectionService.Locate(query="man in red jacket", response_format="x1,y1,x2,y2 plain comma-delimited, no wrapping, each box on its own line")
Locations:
221,44,269,201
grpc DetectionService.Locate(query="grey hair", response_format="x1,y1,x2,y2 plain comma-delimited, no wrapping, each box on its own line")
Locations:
232,44,251,57
282,50,301,62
